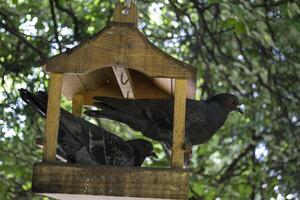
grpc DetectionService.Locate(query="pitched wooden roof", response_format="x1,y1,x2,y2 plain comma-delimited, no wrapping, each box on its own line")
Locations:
43,22,196,79
42,2,197,103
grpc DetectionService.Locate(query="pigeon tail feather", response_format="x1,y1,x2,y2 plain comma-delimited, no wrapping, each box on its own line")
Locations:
19,88,47,117
93,96,150,117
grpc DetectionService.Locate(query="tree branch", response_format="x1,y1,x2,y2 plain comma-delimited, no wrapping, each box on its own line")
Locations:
49,0,62,52
0,20,45,59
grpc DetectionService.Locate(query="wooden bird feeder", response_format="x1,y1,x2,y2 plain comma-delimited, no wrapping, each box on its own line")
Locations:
32,1,197,199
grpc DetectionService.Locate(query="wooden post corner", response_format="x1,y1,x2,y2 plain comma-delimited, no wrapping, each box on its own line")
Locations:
72,94,84,117
43,73,63,162
171,79,188,168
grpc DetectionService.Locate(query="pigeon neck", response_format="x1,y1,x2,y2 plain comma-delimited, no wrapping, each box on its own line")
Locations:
209,101,231,116
207,101,230,126
132,148,145,166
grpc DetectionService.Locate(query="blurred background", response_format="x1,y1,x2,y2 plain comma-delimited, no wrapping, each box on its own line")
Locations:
0,0,299,199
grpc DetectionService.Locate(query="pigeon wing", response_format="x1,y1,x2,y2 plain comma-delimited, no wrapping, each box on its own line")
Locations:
88,97,174,131
102,133,135,166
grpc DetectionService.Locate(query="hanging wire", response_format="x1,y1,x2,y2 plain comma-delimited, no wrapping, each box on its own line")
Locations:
122,0,137,15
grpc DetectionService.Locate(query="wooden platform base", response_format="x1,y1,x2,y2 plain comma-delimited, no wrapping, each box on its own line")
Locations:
32,163,190,200
38,193,175,200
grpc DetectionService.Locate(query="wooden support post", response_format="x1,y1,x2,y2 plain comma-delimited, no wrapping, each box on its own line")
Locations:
43,73,63,162
171,79,187,168
72,94,83,117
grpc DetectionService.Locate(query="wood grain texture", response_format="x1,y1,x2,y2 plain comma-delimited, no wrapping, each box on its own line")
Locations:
39,193,175,200
130,70,170,99
68,70,172,106
153,78,175,97
43,23,196,79
32,163,190,199
62,69,194,103
62,68,117,100
43,73,63,162
171,79,187,168
72,94,84,117
113,2,138,27
82,84,123,105
152,78,196,99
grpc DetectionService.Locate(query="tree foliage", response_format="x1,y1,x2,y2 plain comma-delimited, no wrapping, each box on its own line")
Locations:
0,0,299,199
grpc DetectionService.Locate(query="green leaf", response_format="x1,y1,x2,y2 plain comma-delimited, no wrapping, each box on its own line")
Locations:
208,0,221,4
235,21,248,35
287,2,300,18
262,32,274,46
191,182,204,196
223,18,237,28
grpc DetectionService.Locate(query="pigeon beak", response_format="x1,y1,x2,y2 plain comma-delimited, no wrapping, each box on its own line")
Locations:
150,151,158,158
236,106,244,114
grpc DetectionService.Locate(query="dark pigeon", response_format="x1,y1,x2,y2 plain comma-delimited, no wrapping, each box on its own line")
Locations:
19,89,157,167
85,93,243,149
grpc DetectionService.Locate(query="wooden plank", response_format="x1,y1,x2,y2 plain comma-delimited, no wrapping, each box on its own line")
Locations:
112,2,138,27
43,73,63,162
62,69,110,100
171,79,188,168
130,70,170,99
153,77,196,99
40,193,174,200
82,83,123,105
32,163,190,199
72,94,84,117
112,66,135,99
153,78,175,97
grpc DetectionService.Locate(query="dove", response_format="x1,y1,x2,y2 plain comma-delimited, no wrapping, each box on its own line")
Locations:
19,89,157,167
85,93,243,149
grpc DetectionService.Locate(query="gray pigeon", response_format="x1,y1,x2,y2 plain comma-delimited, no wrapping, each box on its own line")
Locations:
19,89,157,167
85,93,243,149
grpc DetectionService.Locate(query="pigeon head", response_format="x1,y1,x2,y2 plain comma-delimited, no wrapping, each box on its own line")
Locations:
127,139,157,166
209,93,243,114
